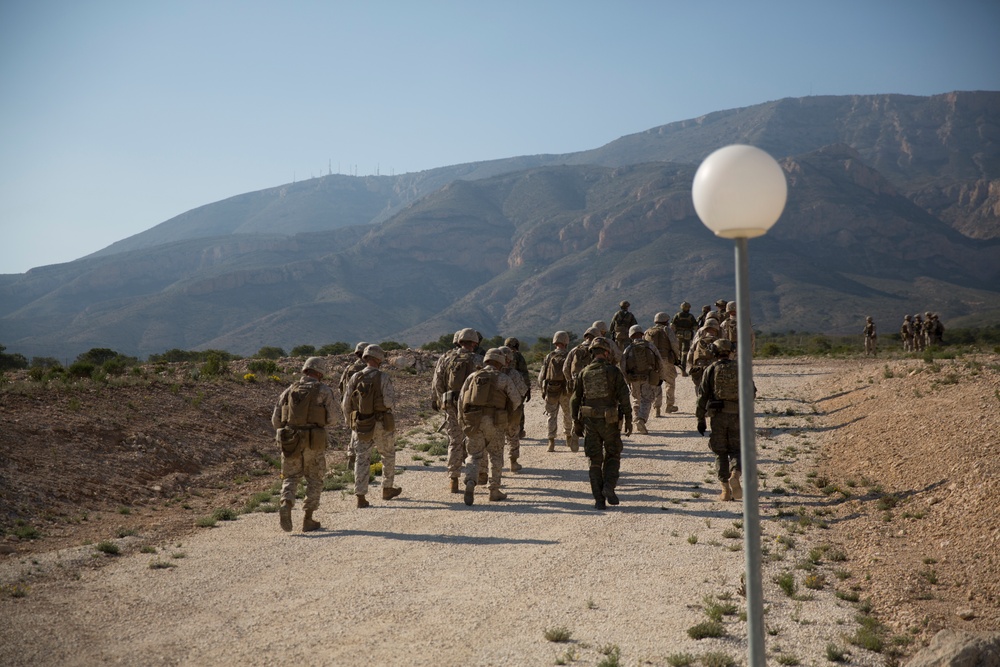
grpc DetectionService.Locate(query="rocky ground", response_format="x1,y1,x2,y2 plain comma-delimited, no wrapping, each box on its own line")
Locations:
0,350,997,665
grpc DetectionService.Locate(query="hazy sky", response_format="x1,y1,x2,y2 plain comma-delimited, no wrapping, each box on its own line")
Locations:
2,0,998,274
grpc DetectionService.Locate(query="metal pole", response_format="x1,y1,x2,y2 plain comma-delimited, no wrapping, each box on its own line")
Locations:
735,237,766,666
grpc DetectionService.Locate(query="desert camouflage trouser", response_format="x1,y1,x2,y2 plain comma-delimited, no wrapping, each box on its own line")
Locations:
708,411,741,481
281,428,327,512
865,336,877,356
464,418,504,491
627,379,656,423
353,421,396,496
507,406,523,460
582,418,623,502
443,402,467,478
653,363,677,412
544,392,572,440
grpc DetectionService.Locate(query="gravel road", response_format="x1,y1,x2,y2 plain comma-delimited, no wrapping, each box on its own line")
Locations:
1,360,884,667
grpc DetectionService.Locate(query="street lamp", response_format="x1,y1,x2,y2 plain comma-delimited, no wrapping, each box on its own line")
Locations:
691,145,787,667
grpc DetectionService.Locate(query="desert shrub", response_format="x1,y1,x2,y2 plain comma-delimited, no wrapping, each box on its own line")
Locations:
317,342,351,355
200,352,229,377
68,361,96,378
0,345,29,371
247,359,278,374
254,346,285,360
378,340,408,351
420,334,455,352
290,344,316,356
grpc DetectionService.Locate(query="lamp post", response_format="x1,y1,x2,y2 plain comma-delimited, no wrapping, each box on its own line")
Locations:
691,145,787,667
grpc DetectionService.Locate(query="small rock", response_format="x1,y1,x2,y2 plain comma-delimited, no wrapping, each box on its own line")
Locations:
956,608,976,620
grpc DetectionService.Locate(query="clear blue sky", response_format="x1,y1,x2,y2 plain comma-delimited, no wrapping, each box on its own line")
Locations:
2,0,998,274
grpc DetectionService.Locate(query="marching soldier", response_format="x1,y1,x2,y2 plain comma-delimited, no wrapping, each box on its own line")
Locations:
538,331,575,452
338,341,369,469
431,328,483,493
863,317,878,356
646,312,681,416
621,325,662,434
609,301,638,352
671,302,698,376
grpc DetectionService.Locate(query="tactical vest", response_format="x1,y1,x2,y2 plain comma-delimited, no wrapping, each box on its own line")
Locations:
645,325,675,363
463,369,507,410
447,351,478,393
713,361,739,401
281,380,326,428
673,311,697,333
692,335,718,367
340,358,366,394
580,362,615,408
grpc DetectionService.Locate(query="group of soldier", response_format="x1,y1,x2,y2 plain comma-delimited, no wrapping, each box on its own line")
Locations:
862,312,945,357
269,298,751,531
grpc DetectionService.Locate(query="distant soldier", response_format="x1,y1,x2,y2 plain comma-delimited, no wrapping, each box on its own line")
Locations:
562,327,599,451
458,348,522,505
609,301,639,352
571,337,632,510
338,341,369,469
431,328,483,493
342,345,400,507
929,313,944,346
696,305,712,328
271,357,341,532
863,317,878,357
621,325,662,435
687,316,722,394
912,314,925,351
504,337,531,438
720,301,755,358
671,302,699,376
713,299,729,324
592,320,622,364
499,346,529,473
696,339,754,502
645,312,681,416
538,331,574,452
900,315,914,352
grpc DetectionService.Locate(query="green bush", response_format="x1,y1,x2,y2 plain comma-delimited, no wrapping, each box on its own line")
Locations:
317,342,351,355
291,345,316,357
0,345,30,371
247,359,278,374
254,346,285,360
200,352,229,377
378,340,408,351
68,361,96,378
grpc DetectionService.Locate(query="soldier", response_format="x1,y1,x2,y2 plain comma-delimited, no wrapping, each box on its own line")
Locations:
913,314,925,351
621,324,662,435
863,317,878,357
696,305,712,328
696,339,753,502
900,315,914,352
646,312,681,416
671,302,698,377
504,337,531,438
923,312,935,348
342,345,400,507
592,320,622,364
458,348,522,505
929,313,944,346
720,301,755,357
431,327,483,493
499,346,529,473
713,299,729,323
687,316,722,393
271,357,341,532
571,337,632,510
338,341,369,470
609,301,638,352
562,326,599,452
538,331,575,452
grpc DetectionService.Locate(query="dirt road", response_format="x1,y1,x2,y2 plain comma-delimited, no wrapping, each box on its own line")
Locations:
0,360,897,666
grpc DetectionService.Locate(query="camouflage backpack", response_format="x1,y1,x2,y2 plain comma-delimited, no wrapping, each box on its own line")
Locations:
713,361,739,401
542,349,568,397
281,380,321,427
446,351,478,393
350,370,385,416
624,341,655,378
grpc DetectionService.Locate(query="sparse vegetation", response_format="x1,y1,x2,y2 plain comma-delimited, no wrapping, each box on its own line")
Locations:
543,626,572,642
687,620,725,640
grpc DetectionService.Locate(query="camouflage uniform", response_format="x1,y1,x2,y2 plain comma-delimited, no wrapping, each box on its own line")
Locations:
431,330,483,486
342,349,398,502
563,328,598,393
696,305,712,328
459,355,522,503
696,341,754,501
671,304,698,376
538,333,573,451
863,317,877,356
621,326,663,431
609,302,638,352
592,321,622,365
645,315,681,415
720,302,755,358
687,320,721,393
571,339,632,509
500,346,529,471
338,343,369,466
271,361,341,522
900,316,914,352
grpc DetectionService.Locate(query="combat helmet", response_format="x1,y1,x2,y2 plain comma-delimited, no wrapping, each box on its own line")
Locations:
354,341,370,354
711,339,733,356
726,301,736,313
504,337,520,349
592,320,609,334
715,299,728,309
866,316,873,322
362,344,385,362
589,337,612,353
457,327,479,344
619,301,630,309
654,312,671,324
552,331,570,345
483,348,506,365
904,314,912,321
628,324,644,338
680,301,691,311
301,357,326,375
583,326,600,339
498,346,514,366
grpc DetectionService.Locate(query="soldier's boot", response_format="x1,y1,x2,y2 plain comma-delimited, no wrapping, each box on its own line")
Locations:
509,456,522,473
568,435,579,453
681,365,688,378
489,488,508,502
547,438,556,452
655,407,662,418
450,477,460,494
719,481,733,502
636,418,648,435
464,482,476,506
356,494,370,509
667,405,679,413
603,483,619,506
589,467,605,510
478,470,488,485
302,510,321,532
279,502,293,532
729,470,743,501
382,486,402,500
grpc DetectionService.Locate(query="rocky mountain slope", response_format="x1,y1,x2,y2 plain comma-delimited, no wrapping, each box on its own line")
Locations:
2,92,999,360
